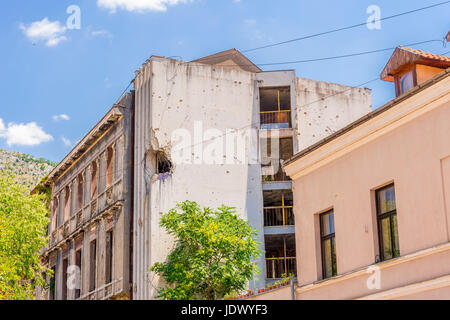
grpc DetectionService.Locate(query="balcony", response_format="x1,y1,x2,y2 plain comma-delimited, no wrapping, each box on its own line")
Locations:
266,257,297,280
260,110,292,130
265,234,297,280
264,206,295,227
259,86,292,130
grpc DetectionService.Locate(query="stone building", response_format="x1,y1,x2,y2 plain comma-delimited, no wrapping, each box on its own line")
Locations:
38,49,372,300
39,94,134,300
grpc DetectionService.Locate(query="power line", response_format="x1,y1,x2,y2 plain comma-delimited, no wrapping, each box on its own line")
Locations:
257,40,444,66
176,38,446,70
172,77,380,154
241,1,450,53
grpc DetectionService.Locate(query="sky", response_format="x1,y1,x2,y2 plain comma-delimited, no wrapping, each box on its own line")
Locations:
0,0,448,162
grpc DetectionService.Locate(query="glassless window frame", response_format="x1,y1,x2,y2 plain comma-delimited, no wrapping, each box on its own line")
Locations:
320,210,337,279
376,184,400,261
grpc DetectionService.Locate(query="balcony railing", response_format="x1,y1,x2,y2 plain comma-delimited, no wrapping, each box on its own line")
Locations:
264,206,295,227
260,110,292,129
266,257,297,279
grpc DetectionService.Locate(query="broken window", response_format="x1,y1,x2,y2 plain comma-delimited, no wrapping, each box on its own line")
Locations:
89,239,97,292
260,87,292,129
265,234,297,279
106,146,114,187
261,137,293,182
75,248,82,299
105,230,113,284
157,152,173,174
62,256,68,300
91,161,98,199
77,173,83,210
263,190,294,227
51,197,59,233
49,265,56,300
64,186,71,222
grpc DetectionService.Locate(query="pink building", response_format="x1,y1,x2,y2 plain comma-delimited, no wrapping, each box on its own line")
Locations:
283,48,450,300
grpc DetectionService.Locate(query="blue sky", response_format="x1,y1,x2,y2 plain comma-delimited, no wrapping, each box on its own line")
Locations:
0,0,448,162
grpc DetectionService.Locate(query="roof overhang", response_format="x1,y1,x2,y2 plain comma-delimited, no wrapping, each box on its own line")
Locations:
381,47,450,82
46,104,125,185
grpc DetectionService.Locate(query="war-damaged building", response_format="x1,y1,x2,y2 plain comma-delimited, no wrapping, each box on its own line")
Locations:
38,49,372,300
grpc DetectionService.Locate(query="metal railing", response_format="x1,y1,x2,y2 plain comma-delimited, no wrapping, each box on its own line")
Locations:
260,110,292,129
266,257,297,279
264,206,295,227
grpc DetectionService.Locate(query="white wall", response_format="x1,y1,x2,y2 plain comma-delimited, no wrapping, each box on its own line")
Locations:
296,77,372,150
134,57,266,299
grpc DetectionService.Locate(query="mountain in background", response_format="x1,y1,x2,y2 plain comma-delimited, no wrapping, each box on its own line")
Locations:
0,149,57,189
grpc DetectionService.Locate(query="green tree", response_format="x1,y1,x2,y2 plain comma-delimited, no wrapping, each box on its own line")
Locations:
0,171,50,300
150,201,261,300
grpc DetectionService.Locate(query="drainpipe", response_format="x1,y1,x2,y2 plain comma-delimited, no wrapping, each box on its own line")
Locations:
290,279,297,300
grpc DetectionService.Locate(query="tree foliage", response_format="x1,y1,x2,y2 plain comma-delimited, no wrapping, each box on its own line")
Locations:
150,201,261,300
0,171,50,300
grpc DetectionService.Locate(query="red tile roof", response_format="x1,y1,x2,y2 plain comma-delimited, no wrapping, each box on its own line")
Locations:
381,46,450,82
400,47,450,63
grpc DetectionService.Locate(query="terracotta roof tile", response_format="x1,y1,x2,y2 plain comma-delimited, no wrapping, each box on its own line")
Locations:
400,46,450,62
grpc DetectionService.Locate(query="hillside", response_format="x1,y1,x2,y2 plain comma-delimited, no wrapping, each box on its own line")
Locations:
0,149,57,189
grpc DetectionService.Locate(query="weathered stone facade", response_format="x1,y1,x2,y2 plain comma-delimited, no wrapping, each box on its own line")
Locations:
38,93,134,300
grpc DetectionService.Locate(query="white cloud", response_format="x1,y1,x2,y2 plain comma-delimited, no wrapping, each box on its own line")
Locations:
52,114,70,121
61,137,72,147
0,119,53,146
20,18,67,47
97,0,189,13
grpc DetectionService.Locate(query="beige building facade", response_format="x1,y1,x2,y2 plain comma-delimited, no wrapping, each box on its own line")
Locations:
284,49,450,299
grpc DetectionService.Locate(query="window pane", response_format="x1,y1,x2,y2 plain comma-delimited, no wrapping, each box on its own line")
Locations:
380,217,393,260
400,71,414,94
321,212,335,236
377,186,396,214
391,215,400,257
331,237,337,276
322,239,333,279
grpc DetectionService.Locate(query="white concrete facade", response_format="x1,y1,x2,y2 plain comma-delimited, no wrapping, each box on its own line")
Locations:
132,54,372,299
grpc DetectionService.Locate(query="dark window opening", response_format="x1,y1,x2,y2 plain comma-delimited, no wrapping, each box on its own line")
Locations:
89,240,97,292
49,266,56,300
259,87,292,129
261,137,293,182
52,198,58,233
376,184,400,261
263,190,294,227
265,234,297,279
75,249,82,299
77,174,83,210
320,210,337,279
62,257,68,300
105,230,113,284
